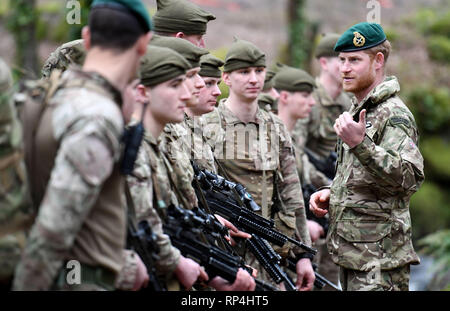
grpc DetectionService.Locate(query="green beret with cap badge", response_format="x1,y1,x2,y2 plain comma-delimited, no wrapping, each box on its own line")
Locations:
91,0,153,31
153,0,215,35
223,38,266,73
334,22,386,52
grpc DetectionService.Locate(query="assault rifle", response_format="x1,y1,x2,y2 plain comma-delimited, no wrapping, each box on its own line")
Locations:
127,219,166,291
304,148,337,180
285,257,341,291
163,205,278,291
192,165,317,256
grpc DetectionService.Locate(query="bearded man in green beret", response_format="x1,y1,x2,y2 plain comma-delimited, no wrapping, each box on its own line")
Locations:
310,22,424,291
203,38,315,291
153,0,215,48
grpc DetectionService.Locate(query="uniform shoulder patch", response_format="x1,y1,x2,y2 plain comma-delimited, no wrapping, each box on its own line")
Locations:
389,116,410,128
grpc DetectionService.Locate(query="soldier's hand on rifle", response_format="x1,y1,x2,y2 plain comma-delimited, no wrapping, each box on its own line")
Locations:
307,220,325,243
175,255,209,290
334,110,366,148
208,268,256,291
296,258,315,291
215,214,252,246
132,253,150,290
309,189,330,218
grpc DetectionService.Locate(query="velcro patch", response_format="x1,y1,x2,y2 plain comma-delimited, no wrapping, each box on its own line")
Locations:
389,116,410,128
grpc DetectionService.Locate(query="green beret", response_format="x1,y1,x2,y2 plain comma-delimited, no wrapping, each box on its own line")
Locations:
41,39,85,78
153,0,215,35
224,38,266,72
315,33,340,58
199,53,224,78
91,0,153,31
263,70,276,91
139,45,191,87
150,35,208,68
258,93,277,113
334,22,386,52
273,65,316,93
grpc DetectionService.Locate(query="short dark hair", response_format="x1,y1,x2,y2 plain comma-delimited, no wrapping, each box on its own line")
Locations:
88,7,147,52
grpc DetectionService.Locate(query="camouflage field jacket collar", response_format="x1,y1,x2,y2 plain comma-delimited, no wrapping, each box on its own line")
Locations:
351,76,400,114
218,98,267,125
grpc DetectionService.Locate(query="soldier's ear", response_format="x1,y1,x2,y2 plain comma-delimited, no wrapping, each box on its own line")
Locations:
319,57,328,71
136,32,152,57
279,90,289,105
175,32,186,39
81,26,91,50
222,71,231,86
374,51,384,70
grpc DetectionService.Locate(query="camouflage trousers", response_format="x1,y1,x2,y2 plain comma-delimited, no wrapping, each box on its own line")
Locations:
339,264,410,291
312,238,339,291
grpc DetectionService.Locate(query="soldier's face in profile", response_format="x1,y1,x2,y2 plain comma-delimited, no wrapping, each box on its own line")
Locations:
148,75,191,125
224,67,265,102
326,57,343,86
183,34,206,48
288,91,315,119
339,51,376,94
185,67,206,108
196,76,221,114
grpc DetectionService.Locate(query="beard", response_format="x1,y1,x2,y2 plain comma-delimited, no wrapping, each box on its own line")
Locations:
343,64,376,94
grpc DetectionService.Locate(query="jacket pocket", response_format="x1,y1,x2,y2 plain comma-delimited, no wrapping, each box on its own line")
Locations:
337,220,391,242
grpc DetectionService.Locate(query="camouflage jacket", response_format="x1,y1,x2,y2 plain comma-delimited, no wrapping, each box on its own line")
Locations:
328,76,424,271
184,114,217,173
13,68,126,290
203,100,312,254
161,121,198,210
126,131,181,274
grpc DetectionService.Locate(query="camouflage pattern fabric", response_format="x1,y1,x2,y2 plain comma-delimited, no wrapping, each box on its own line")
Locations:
0,58,32,287
339,264,410,291
184,114,217,173
12,68,126,290
126,131,181,275
203,100,311,253
41,40,85,79
160,121,199,210
328,76,424,272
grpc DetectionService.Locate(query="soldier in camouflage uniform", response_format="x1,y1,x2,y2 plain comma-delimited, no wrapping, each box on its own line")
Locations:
127,44,210,291
310,22,424,291
149,35,208,210
0,58,32,290
152,0,216,48
203,38,315,290
12,0,153,290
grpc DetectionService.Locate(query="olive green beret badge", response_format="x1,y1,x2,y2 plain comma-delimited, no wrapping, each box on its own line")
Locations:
353,31,366,47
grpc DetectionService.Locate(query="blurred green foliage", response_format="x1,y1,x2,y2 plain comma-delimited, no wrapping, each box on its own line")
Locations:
427,35,450,64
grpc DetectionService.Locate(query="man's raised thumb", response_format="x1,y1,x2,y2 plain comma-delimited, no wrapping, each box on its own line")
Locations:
359,109,366,125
